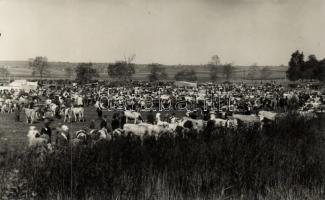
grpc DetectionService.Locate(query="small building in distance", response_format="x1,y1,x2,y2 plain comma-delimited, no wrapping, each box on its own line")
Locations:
0,79,38,91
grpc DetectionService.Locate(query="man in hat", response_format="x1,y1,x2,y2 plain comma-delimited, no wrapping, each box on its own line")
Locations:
40,118,52,144
55,124,70,147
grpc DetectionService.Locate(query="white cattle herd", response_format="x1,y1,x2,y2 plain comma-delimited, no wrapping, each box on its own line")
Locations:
0,81,324,148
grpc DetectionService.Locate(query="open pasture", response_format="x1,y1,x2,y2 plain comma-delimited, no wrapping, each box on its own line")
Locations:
0,60,287,81
0,107,187,151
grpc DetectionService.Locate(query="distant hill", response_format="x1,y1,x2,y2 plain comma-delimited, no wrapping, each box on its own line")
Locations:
0,60,288,81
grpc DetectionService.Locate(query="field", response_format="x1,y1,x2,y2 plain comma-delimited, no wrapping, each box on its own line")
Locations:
0,60,287,81
0,107,187,151
1,107,325,199
0,106,94,151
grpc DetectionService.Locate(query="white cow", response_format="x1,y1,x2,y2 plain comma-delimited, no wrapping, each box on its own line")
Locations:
24,108,37,124
123,122,170,140
123,123,149,140
63,107,73,123
180,117,205,131
233,114,261,126
27,126,48,147
210,113,228,127
156,113,169,126
258,111,278,121
71,107,85,122
124,110,142,124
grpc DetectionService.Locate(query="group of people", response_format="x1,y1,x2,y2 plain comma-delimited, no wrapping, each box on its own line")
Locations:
0,80,319,149
27,115,118,149
94,82,324,116
0,80,323,123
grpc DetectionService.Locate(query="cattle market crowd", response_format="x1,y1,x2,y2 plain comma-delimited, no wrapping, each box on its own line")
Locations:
0,81,324,149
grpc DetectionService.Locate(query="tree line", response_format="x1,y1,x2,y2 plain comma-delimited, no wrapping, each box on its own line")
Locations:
286,50,325,81
26,51,324,83
27,55,234,83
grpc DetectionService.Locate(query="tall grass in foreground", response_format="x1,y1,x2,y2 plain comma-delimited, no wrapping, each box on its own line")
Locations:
1,113,325,199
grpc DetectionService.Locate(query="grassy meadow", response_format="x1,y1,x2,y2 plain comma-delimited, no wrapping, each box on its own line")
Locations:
0,108,325,199
0,60,287,81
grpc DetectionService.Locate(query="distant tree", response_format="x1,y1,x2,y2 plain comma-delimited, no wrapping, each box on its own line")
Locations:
247,64,260,80
222,64,234,81
107,61,135,81
287,50,304,81
174,69,197,81
302,55,318,80
148,63,168,82
29,56,50,79
286,50,325,82
209,55,221,82
319,60,325,82
100,66,106,73
124,54,136,64
209,65,219,82
260,66,271,79
64,67,74,80
0,67,10,80
107,55,136,81
314,59,325,82
75,63,99,84
210,55,221,66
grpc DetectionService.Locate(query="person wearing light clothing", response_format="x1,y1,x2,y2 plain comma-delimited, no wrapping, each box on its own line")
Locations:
55,125,70,147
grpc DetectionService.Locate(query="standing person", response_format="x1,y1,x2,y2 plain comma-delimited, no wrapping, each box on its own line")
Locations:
98,125,109,140
99,114,112,133
203,109,210,121
40,118,52,144
170,112,177,123
89,120,96,130
100,115,108,129
14,104,21,122
97,106,103,119
29,100,34,109
120,112,126,129
284,96,288,112
86,93,92,106
65,96,72,108
105,117,113,133
111,113,120,131
147,110,155,124
55,125,70,147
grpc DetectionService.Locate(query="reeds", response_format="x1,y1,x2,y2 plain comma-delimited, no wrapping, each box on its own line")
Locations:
1,112,324,199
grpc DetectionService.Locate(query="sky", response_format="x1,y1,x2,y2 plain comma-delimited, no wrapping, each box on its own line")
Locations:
0,0,324,66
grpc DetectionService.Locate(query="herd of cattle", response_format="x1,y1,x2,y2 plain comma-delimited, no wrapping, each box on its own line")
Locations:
0,81,324,148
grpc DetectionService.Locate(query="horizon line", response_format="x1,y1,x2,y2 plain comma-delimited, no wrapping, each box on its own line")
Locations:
0,59,288,67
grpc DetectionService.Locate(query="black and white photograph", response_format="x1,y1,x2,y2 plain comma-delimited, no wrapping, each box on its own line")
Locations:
0,0,324,199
